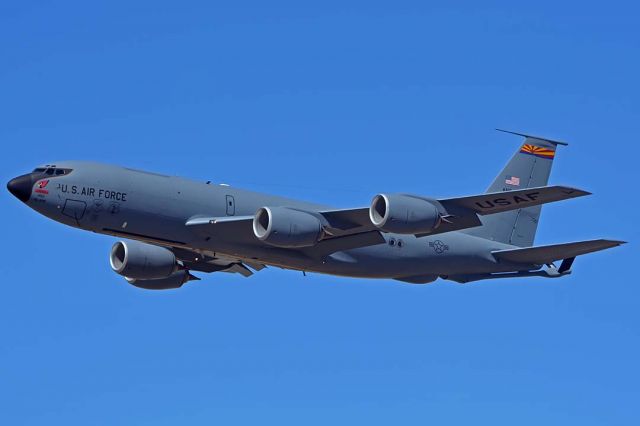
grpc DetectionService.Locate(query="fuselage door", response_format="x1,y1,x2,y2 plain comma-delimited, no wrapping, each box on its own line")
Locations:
62,199,87,222
226,195,235,216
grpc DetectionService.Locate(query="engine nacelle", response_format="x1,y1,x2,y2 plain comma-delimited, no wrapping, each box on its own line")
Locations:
252,206,323,248
110,240,177,279
369,193,442,234
125,270,193,290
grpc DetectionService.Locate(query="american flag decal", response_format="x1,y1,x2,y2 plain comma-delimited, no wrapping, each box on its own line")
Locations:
505,176,520,186
520,144,555,159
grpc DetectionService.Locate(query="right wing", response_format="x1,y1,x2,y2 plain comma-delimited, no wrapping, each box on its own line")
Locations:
170,246,264,277
316,185,589,236
414,185,590,237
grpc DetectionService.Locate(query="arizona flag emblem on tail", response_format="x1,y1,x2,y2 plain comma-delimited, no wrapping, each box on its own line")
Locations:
520,144,555,159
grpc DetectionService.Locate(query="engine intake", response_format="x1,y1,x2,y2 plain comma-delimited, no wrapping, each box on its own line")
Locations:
110,240,177,279
369,193,442,234
253,206,322,248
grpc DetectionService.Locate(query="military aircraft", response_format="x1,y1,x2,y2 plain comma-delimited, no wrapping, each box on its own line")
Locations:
7,130,625,289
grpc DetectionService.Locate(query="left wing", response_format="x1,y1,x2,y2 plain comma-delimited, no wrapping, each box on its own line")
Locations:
438,185,590,216
170,246,264,277
184,185,590,253
186,209,376,237
319,185,590,236
185,211,384,252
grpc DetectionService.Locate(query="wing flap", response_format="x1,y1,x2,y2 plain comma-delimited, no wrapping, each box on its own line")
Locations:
414,213,482,237
307,230,386,255
168,246,264,277
222,263,254,277
319,207,373,231
492,239,625,265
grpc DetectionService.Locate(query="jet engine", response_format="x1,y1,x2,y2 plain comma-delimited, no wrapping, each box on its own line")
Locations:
110,240,178,280
369,193,442,234
125,270,196,290
252,206,323,248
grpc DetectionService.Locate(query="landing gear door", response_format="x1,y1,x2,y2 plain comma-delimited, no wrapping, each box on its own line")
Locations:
226,195,235,216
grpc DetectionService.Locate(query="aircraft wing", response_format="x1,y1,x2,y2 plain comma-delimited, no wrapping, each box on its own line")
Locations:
186,210,377,236
411,185,589,237
438,185,590,216
169,246,265,277
319,186,590,236
185,185,590,250
185,211,384,252
492,239,625,265
318,207,371,231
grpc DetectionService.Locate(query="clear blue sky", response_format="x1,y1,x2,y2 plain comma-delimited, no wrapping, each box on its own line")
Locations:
1,1,638,424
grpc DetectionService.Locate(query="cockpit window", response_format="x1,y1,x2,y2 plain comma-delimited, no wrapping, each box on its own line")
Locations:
33,167,73,176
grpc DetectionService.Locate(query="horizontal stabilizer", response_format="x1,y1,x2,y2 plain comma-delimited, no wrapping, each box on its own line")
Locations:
439,185,590,216
492,239,625,265
495,129,568,146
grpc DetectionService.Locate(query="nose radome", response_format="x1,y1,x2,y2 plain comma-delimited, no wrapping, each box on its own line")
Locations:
7,174,34,203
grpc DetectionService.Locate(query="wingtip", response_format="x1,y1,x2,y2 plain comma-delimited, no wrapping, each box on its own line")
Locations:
596,239,628,247
556,186,592,197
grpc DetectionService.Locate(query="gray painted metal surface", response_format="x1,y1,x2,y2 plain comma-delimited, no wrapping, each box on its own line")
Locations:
6,133,625,289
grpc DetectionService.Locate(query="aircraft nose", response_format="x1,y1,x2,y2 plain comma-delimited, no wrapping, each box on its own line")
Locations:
7,174,34,203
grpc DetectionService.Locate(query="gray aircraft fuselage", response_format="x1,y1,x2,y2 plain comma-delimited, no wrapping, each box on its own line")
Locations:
7,161,530,283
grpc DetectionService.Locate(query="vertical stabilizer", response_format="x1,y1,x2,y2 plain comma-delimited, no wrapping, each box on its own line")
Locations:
464,130,568,247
